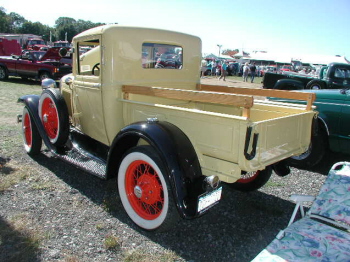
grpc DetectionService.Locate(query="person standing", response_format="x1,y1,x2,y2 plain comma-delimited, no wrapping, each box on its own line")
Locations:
250,62,257,83
200,59,207,78
243,62,250,82
219,61,229,81
216,61,222,78
211,60,217,76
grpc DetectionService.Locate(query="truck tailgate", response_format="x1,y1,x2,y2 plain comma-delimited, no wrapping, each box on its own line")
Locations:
238,111,315,171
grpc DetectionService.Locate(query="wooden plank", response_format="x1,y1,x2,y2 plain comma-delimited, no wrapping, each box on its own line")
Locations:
123,85,254,109
198,84,316,110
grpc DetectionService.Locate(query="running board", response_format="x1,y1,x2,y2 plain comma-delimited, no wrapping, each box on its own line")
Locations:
52,143,107,179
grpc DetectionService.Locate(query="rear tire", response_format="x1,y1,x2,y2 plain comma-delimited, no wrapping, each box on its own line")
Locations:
22,107,42,155
38,88,69,146
288,126,327,168
306,80,325,90
118,146,179,231
229,167,272,192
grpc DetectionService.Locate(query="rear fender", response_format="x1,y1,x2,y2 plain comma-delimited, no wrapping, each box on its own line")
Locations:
274,79,304,90
17,95,55,151
107,121,205,219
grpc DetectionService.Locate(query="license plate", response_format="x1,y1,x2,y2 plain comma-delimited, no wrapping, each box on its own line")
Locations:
197,187,222,213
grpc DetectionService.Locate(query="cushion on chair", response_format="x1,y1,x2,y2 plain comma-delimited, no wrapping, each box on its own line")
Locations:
263,217,350,262
308,162,350,226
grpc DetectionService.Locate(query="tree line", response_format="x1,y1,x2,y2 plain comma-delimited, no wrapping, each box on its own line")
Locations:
0,7,105,42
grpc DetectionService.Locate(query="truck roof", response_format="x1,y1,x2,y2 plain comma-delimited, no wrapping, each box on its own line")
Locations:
73,24,201,43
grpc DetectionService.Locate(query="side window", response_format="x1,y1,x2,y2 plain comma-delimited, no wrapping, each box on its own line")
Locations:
77,39,101,76
334,68,350,80
334,68,344,78
142,43,182,69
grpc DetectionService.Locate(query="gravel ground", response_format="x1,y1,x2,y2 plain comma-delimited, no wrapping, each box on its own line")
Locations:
1,77,350,262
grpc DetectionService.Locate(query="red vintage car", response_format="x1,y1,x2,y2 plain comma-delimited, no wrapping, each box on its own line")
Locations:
23,38,48,51
280,65,293,72
0,48,71,81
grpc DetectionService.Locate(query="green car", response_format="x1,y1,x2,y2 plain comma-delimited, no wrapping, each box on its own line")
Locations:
270,88,350,168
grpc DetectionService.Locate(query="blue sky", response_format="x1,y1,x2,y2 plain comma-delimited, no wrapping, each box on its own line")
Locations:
2,0,350,57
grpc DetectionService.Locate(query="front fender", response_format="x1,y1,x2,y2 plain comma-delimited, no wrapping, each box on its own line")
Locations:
18,95,54,151
107,121,205,219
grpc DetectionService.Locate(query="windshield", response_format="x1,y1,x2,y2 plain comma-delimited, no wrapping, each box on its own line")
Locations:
54,42,70,47
29,40,45,45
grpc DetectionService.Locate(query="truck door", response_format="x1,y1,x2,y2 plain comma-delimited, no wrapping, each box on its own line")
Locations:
71,37,108,145
15,52,34,77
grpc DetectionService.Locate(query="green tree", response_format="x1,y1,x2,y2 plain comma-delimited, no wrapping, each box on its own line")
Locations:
8,12,27,33
55,17,76,28
0,7,11,32
56,24,77,42
17,21,50,37
54,17,105,42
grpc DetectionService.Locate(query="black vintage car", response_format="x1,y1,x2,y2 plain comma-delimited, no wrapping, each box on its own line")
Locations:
263,62,350,90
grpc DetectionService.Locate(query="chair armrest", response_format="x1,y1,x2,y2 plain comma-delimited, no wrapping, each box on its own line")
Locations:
288,194,316,226
290,194,315,203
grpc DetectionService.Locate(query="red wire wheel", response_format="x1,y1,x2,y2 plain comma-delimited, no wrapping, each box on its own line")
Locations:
40,96,59,141
22,107,42,155
118,146,179,231
38,88,69,146
125,160,164,220
237,170,261,184
229,167,272,192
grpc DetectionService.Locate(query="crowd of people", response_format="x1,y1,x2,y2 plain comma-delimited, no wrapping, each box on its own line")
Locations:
200,59,259,83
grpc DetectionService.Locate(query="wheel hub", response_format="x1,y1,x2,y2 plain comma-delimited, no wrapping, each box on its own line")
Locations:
43,114,48,123
134,185,143,198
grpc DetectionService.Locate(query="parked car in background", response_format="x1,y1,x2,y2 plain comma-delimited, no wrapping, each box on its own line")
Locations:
263,63,350,90
0,48,72,81
53,41,71,48
280,65,293,72
268,88,350,168
23,38,48,51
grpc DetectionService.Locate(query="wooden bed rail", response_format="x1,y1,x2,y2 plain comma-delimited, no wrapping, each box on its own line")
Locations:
197,84,316,111
122,85,254,118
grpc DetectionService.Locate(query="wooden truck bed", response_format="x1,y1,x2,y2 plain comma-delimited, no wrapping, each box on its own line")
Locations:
122,84,316,183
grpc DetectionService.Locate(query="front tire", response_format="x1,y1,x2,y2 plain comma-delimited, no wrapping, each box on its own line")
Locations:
229,167,272,192
118,146,179,231
0,66,9,80
22,107,42,155
39,72,52,81
38,88,69,146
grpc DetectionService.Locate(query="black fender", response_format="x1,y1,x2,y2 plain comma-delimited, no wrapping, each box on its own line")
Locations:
106,121,205,219
274,79,304,90
17,94,55,151
0,62,8,68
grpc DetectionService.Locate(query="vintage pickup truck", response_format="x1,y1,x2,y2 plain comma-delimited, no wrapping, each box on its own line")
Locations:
0,48,72,81
17,25,316,231
263,62,350,90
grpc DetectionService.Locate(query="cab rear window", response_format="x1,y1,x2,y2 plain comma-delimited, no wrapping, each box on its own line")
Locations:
142,43,182,69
